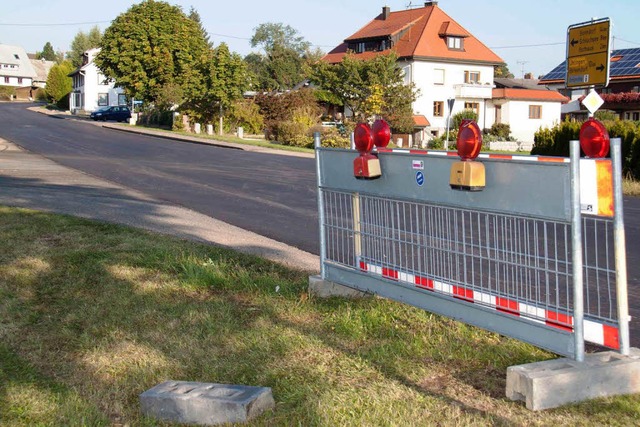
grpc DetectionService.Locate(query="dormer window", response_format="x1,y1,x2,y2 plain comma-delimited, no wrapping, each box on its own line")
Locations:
447,36,462,50
348,38,390,54
13,54,19,60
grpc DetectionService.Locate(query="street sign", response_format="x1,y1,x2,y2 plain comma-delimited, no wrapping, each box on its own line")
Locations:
582,89,605,114
566,18,610,88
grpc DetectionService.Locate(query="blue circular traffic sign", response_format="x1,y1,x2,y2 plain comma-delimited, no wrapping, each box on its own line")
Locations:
416,171,424,186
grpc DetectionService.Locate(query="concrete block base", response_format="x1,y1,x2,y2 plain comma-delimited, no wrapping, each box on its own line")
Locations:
308,275,368,298
140,381,274,425
506,348,640,410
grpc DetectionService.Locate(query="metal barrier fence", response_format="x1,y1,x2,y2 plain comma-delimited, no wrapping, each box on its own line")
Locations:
315,136,629,360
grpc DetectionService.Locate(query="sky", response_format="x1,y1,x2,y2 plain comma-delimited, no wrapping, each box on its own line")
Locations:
1,0,639,78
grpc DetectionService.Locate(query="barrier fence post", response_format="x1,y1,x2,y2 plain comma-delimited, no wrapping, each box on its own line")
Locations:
314,132,327,279
571,140,585,362
352,194,361,264
611,138,630,355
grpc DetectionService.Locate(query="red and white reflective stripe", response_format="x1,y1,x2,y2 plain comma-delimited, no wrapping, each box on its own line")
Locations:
376,148,570,163
580,159,614,217
358,260,619,349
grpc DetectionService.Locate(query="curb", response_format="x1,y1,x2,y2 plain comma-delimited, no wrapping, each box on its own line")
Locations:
28,106,314,159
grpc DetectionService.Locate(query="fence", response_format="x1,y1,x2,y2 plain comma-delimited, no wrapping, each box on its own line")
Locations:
314,136,629,361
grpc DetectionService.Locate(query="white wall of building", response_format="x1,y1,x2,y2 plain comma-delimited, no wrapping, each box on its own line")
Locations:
410,60,495,136
70,48,125,113
0,76,32,87
495,100,561,143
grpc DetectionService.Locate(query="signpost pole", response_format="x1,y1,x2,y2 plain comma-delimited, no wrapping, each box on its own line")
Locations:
445,98,455,151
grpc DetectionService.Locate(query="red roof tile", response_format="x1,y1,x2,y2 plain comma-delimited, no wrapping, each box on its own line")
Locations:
413,115,431,127
492,88,569,102
324,4,503,65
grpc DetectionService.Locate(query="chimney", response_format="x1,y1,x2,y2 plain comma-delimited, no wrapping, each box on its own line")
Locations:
382,6,390,19
425,1,438,6
524,72,534,80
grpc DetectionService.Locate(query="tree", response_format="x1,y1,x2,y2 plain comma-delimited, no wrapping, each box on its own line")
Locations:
45,61,73,107
251,22,310,56
309,52,418,131
67,26,102,68
96,0,210,106
188,6,211,48
36,42,56,61
494,63,514,78
184,43,248,133
246,22,315,91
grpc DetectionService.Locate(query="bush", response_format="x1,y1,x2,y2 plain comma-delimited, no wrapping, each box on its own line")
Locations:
255,89,321,140
532,119,640,179
487,123,511,140
272,121,312,147
308,125,350,148
0,86,15,101
595,110,619,121
138,109,174,128
452,109,478,130
226,99,264,134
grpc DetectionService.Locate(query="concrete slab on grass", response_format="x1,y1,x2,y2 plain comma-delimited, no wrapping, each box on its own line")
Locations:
506,348,640,410
309,275,368,298
140,381,274,425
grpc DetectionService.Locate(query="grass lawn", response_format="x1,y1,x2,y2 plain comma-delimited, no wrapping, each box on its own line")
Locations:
1,206,638,426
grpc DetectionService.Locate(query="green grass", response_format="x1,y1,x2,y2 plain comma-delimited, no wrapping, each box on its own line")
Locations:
1,210,637,426
132,124,316,154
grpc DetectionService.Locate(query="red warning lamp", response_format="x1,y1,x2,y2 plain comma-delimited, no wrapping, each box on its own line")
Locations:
372,119,391,148
353,120,390,180
354,122,374,153
449,119,485,191
456,119,482,161
580,118,610,158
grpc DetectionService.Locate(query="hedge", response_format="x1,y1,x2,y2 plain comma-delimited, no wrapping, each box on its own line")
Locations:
531,120,640,179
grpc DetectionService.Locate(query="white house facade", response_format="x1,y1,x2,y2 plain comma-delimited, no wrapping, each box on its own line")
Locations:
324,2,567,146
0,44,36,88
69,48,126,114
409,60,495,134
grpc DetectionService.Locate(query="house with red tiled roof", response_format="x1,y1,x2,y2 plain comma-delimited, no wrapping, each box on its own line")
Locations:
324,2,567,145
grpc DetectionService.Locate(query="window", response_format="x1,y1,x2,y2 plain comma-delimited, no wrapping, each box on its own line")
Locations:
13,54,19,60
447,36,462,50
98,93,109,106
433,101,444,117
464,71,480,84
118,94,127,105
433,68,444,85
464,102,479,114
17,78,22,84
529,105,542,119
3,77,9,84
634,112,640,121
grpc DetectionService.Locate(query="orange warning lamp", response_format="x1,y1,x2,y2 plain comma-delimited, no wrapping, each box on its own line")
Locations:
353,120,390,180
580,118,610,158
449,120,485,191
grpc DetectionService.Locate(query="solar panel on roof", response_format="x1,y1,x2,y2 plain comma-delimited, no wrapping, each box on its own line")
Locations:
541,47,640,81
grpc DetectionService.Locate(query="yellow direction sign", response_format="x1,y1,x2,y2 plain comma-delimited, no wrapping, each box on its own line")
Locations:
566,18,610,88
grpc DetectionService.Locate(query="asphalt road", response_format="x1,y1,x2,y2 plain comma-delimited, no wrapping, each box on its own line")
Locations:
0,103,320,254
1,102,639,347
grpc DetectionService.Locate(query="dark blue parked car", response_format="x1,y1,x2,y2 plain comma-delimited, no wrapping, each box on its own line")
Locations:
90,106,132,122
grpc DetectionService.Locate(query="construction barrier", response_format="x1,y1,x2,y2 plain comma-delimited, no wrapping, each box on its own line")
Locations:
314,134,629,361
